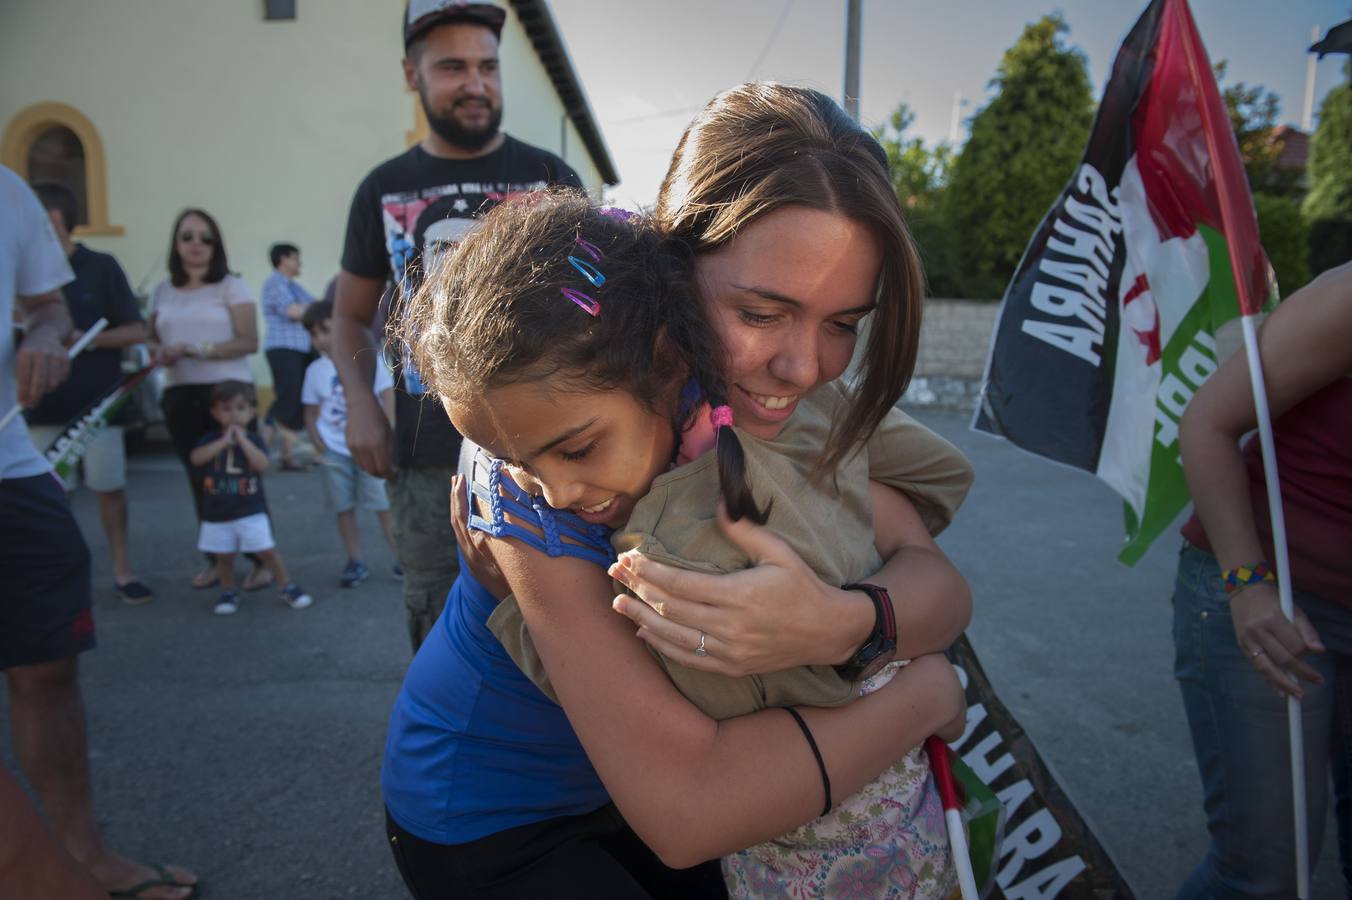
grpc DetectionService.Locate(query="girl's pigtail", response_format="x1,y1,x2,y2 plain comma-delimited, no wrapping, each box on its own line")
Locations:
709,402,771,525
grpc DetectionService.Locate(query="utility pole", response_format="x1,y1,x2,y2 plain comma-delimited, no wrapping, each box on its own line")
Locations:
948,89,966,144
844,0,861,120
1302,24,1319,131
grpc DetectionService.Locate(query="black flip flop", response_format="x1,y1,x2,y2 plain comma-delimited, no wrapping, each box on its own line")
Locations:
116,580,154,605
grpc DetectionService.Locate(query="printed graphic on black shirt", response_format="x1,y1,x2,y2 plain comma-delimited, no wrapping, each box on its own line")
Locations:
341,138,583,468
379,184,544,397
195,430,269,522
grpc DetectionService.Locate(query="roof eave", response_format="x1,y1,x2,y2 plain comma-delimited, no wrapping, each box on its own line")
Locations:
508,0,619,186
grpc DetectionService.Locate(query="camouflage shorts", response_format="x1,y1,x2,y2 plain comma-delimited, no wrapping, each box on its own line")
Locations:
386,466,459,650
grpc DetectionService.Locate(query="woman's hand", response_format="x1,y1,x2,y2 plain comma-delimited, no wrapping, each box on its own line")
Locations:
449,473,511,599
1230,582,1325,699
608,506,869,677
157,343,188,364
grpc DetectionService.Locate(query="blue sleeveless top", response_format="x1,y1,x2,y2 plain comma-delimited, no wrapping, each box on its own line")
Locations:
381,448,616,843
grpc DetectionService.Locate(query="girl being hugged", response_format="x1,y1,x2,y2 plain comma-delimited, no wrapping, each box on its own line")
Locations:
403,190,960,899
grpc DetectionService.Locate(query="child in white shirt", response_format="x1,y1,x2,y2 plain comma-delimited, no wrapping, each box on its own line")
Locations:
300,300,397,587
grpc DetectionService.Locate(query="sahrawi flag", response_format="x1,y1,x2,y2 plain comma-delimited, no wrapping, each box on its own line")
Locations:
42,365,157,485
974,0,1275,564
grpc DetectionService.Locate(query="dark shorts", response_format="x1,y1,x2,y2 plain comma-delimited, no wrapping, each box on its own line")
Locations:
0,472,94,670
265,347,312,430
385,804,727,900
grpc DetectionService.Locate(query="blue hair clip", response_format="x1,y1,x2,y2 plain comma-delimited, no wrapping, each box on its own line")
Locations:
568,255,605,287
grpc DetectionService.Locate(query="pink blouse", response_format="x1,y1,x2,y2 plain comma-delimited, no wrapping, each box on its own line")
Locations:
151,275,255,387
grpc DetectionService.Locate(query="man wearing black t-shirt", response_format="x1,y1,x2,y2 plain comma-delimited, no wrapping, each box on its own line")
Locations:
27,183,153,604
333,0,582,649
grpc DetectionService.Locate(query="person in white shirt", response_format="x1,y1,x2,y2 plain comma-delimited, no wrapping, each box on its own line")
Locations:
301,299,397,587
0,166,198,899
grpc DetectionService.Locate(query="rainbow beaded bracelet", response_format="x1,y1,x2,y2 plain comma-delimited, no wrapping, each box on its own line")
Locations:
1221,561,1276,596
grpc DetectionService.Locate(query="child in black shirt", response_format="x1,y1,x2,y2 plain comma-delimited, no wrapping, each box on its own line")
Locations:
190,381,312,615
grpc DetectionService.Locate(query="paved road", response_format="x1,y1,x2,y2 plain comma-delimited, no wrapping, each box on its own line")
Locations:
2,411,1339,898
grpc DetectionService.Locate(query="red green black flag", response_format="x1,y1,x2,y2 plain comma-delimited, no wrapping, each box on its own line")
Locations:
973,0,1274,564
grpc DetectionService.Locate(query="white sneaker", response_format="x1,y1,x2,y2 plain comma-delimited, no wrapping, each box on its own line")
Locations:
214,591,241,616
280,583,313,610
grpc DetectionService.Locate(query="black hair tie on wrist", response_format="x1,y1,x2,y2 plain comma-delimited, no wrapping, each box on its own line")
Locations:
784,707,832,817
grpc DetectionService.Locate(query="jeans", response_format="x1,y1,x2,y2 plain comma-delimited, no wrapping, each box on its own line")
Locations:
1173,542,1352,899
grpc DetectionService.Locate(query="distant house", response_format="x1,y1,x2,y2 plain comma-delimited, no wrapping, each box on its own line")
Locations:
1269,125,1309,171
0,0,616,307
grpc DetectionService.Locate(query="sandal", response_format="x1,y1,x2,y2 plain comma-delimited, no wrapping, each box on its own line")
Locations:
116,580,154,605
242,565,275,592
190,567,219,590
109,863,198,899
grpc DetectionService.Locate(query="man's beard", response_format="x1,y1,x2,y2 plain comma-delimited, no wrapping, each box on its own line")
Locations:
421,88,502,152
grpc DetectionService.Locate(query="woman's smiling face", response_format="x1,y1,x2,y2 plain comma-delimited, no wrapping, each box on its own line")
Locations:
447,380,677,528
695,206,882,440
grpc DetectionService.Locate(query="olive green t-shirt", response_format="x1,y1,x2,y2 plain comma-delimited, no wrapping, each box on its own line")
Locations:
486,380,973,716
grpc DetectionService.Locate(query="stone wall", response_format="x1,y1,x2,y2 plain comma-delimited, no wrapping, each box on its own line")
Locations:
902,298,1000,410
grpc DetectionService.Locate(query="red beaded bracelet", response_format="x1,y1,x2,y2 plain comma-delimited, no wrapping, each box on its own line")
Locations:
1221,561,1275,595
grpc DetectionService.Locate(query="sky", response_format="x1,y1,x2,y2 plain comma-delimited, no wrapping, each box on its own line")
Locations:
546,0,1351,209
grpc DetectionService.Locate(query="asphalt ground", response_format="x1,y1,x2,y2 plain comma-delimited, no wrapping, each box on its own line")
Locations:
1,410,1341,899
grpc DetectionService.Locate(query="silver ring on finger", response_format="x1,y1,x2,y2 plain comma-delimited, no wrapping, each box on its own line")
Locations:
1250,647,1266,659
694,631,708,657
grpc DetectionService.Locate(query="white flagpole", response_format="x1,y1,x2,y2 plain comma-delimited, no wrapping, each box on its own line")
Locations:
1237,312,1309,897
0,317,108,434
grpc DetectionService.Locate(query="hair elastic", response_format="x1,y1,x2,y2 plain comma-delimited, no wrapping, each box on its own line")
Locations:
709,405,734,428
598,206,635,221
560,287,600,317
783,707,832,817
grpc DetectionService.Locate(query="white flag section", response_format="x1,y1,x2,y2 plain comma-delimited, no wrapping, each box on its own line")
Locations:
1095,156,1212,519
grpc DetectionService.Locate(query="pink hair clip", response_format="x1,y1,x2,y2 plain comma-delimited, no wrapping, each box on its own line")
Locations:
568,234,606,287
560,287,600,317
709,405,734,428
573,236,602,261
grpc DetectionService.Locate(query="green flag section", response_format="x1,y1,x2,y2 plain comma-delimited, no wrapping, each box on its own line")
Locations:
974,0,1275,564
947,635,1137,898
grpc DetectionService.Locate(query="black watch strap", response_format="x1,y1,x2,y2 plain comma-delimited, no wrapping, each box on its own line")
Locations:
834,583,898,681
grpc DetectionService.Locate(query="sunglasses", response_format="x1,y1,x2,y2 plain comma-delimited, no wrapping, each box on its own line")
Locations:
178,231,215,245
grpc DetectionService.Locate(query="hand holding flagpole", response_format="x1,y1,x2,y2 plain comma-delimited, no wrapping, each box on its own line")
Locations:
0,317,108,433
1174,0,1308,890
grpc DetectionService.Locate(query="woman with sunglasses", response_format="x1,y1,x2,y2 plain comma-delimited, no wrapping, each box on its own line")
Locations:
149,209,269,591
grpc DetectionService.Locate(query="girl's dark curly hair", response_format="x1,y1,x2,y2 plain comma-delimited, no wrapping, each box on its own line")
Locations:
401,189,769,523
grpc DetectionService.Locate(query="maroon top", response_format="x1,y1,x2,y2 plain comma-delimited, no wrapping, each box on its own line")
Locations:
1181,375,1352,604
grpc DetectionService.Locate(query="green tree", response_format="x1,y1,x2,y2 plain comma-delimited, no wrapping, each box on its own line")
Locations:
874,104,953,209
1215,62,1301,198
944,14,1094,299
1303,71,1352,275
872,104,961,295
1254,193,1310,293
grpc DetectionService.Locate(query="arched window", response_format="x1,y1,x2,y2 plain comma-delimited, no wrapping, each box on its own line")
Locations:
1,102,122,236
27,125,88,227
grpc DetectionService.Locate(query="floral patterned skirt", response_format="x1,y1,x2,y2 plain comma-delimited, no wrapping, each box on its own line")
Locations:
722,663,956,899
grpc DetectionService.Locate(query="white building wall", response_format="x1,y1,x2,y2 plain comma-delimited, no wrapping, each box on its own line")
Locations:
1,0,604,383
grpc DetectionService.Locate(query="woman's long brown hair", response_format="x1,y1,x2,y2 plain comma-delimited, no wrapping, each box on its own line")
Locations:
653,82,926,472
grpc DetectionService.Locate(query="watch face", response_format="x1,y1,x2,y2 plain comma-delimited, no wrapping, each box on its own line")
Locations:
856,648,898,682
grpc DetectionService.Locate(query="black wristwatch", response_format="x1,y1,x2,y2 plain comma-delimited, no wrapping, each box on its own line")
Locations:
833,583,898,682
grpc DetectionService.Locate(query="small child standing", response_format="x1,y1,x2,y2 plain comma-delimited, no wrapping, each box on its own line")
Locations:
189,381,313,615
300,300,398,587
